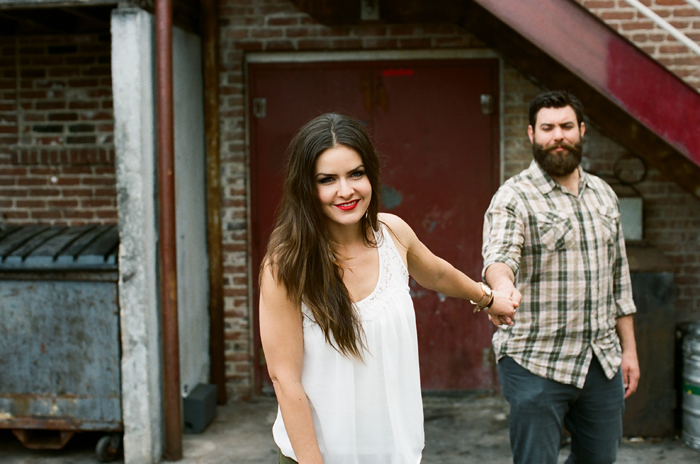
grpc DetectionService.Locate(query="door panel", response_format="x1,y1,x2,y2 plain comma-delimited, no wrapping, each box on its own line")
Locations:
249,59,499,392
250,64,371,266
372,62,498,389
249,63,372,392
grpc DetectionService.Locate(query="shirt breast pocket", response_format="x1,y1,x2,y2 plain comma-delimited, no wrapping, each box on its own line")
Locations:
597,205,620,244
536,212,575,251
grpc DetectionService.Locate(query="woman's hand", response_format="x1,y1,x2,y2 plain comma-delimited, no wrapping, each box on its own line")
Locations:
485,289,518,327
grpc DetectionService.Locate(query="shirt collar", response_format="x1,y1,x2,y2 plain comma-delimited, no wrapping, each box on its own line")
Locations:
526,160,596,196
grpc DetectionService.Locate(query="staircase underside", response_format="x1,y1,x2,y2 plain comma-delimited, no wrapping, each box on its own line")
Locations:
292,0,700,199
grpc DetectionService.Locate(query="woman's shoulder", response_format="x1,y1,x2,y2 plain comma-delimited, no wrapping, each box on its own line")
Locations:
259,255,285,293
378,212,407,229
378,213,415,246
259,257,302,311
259,258,278,290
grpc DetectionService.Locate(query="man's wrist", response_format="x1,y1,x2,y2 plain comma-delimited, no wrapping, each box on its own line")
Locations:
490,283,514,294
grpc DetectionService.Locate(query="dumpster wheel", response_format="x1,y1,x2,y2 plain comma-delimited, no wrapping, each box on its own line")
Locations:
96,433,122,462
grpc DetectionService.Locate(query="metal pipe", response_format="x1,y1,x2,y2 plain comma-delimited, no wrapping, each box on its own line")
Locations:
200,0,227,405
685,0,700,14
623,0,700,57
155,0,182,459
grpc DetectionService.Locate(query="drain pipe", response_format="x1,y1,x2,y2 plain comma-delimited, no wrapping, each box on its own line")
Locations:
200,0,227,405
155,0,182,459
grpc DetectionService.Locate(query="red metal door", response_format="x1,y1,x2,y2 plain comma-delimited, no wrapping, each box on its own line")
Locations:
249,59,499,392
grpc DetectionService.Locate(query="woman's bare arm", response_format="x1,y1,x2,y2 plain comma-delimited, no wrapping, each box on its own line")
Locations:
259,264,324,463
380,213,516,325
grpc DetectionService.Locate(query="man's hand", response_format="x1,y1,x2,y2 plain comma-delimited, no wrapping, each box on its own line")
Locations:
505,286,522,307
621,349,640,399
484,263,522,327
487,313,515,327
484,263,523,327
615,315,639,399
485,289,519,327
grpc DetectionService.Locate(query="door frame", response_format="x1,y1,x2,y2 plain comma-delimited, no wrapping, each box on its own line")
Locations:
244,49,505,394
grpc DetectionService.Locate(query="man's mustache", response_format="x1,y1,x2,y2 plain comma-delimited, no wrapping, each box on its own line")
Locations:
543,142,578,153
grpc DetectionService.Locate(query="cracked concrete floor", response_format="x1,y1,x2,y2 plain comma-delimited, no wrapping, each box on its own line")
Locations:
1,394,698,463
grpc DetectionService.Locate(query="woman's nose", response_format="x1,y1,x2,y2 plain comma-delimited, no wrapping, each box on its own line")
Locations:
338,178,353,197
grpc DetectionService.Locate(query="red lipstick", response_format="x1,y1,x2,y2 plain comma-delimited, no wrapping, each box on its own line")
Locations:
336,200,359,211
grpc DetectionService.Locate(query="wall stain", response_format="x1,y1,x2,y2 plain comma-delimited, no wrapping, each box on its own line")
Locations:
380,185,403,211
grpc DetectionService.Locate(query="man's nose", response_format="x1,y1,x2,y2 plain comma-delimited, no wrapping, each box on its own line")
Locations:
552,126,564,140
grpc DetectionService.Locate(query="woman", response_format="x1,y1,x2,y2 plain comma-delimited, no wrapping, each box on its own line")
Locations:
259,113,516,464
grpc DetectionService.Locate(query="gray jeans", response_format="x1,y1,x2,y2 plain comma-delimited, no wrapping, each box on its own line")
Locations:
498,355,625,464
278,449,297,464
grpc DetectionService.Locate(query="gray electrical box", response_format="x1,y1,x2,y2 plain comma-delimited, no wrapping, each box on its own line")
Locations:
183,383,217,434
619,197,643,241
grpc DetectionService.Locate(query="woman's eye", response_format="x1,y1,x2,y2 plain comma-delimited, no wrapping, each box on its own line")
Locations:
318,177,333,184
351,170,365,178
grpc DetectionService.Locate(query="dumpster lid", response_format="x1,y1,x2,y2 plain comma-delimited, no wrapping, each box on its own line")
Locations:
0,225,118,270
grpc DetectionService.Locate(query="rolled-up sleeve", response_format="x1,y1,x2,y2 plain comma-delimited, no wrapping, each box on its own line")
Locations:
482,187,524,279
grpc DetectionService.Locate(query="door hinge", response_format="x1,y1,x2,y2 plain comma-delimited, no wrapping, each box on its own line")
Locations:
253,97,267,118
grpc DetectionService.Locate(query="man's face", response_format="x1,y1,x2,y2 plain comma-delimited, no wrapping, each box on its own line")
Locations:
528,106,585,178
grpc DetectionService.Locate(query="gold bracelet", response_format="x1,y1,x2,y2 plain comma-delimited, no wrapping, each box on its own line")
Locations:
470,282,493,313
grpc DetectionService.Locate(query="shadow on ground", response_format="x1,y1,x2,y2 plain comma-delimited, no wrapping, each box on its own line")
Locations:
1,394,698,463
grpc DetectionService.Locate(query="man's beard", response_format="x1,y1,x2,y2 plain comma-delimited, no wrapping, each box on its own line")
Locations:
532,140,583,177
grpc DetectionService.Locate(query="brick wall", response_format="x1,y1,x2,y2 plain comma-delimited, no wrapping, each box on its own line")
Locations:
0,34,116,226
575,0,700,91
218,0,700,400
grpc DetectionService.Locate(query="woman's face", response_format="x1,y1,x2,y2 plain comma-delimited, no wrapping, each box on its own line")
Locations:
314,145,372,229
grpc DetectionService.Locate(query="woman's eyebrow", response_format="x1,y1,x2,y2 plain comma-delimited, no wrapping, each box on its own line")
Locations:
316,164,364,177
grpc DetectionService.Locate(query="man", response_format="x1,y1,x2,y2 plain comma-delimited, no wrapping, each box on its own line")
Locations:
482,90,640,464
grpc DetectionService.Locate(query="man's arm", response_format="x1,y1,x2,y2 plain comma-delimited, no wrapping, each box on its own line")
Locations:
616,315,639,399
380,213,516,326
482,187,525,324
482,186,525,304
607,194,638,398
484,263,522,307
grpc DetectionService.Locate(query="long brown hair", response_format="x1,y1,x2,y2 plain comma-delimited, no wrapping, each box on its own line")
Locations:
263,113,381,358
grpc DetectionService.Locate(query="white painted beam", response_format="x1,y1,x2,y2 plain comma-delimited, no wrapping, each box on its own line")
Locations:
111,7,163,463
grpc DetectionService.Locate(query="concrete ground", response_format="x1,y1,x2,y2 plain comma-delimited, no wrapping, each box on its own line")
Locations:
1,394,698,463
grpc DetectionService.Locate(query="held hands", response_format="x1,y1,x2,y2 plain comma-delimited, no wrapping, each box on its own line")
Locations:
485,288,521,327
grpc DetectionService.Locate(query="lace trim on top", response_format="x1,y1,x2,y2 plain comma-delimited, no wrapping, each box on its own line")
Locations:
302,223,409,325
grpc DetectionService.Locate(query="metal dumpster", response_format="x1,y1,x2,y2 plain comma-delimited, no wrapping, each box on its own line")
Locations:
0,225,122,460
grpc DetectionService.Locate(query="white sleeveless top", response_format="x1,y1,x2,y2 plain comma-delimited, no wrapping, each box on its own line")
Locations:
273,225,424,463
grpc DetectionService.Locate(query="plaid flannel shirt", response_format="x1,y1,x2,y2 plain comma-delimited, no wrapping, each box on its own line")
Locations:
482,161,636,388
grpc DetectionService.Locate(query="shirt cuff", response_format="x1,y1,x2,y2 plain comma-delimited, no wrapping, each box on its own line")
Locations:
483,255,519,280
615,297,636,317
